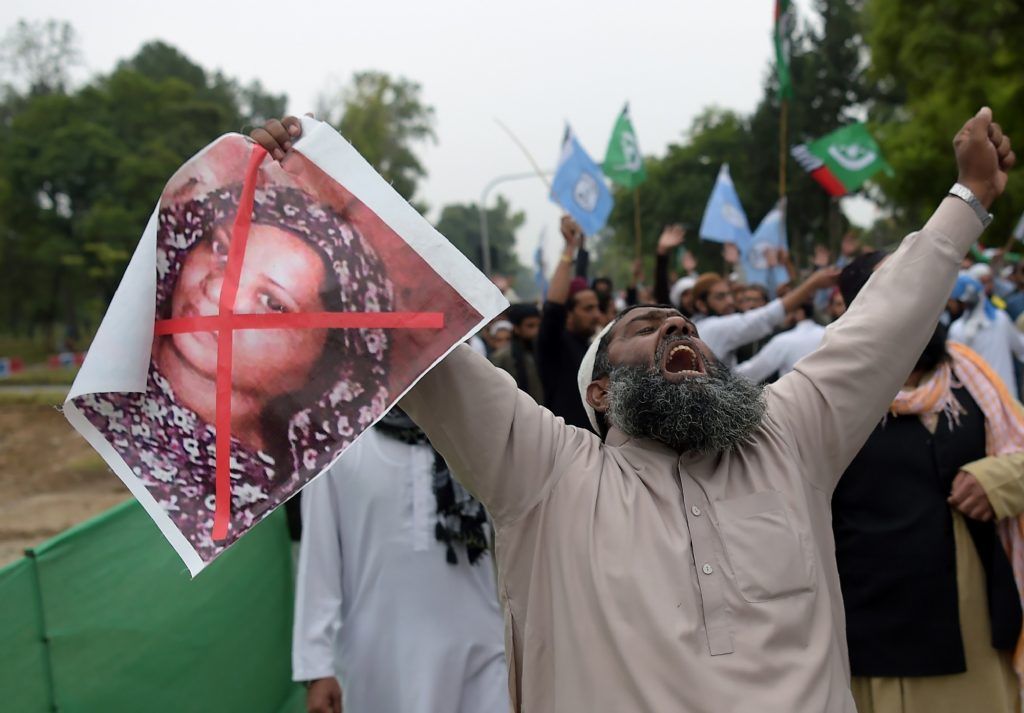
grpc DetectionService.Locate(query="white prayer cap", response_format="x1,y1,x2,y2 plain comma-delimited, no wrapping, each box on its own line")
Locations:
669,276,697,310
489,320,513,336
968,262,992,280
577,320,617,433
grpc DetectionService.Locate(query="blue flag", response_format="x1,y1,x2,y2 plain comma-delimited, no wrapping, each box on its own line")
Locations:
742,204,790,288
699,164,751,245
550,127,613,236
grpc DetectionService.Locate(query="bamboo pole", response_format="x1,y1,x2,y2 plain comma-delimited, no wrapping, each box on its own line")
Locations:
633,187,642,260
778,98,792,269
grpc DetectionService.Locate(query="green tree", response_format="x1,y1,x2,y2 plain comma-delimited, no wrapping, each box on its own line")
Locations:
435,196,536,300
0,30,288,343
865,0,1024,238
317,71,436,203
600,0,872,283
0,18,80,95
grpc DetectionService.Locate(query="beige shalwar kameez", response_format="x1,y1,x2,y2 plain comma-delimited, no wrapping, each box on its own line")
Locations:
402,198,985,712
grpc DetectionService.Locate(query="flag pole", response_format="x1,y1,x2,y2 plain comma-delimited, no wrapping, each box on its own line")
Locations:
778,97,792,270
633,187,642,260
494,118,553,191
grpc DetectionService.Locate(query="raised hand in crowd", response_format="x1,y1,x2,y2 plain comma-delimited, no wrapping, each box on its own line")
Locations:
547,216,584,305
681,249,698,275
777,266,841,316
954,106,1015,208
560,215,583,250
722,242,740,266
656,224,686,256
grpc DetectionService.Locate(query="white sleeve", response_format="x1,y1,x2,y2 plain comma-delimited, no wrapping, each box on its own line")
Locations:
698,299,786,358
734,335,786,384
291,467,345,682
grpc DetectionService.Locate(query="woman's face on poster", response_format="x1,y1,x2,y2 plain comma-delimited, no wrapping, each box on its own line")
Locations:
169,221,330,399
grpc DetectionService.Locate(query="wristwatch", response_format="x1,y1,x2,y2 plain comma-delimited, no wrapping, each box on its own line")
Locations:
948,183,993,228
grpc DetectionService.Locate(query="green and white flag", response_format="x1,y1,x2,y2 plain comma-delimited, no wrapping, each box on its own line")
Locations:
603,103,647,189
774,0,794,99
791,122,890,197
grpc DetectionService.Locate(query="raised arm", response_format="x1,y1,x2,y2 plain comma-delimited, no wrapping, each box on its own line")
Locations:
779,267,841,314
654,225,685,305
546,216,582,305
699,269,837,356
401,345,587,524
250,118,585,526
770,107,1015,492
734,333,787,384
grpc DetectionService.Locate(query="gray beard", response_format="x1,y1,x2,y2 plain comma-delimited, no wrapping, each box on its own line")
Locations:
605,360,767,454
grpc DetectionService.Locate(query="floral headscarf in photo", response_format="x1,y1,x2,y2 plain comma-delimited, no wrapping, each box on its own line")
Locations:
156,183,395,481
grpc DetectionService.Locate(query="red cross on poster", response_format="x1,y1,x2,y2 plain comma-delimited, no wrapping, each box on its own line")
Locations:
64,119,508,575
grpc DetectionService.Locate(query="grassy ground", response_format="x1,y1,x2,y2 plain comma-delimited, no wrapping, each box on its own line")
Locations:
0,365,79,387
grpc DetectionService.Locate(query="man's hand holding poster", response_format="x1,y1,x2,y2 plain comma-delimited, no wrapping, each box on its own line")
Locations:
64,117,508,575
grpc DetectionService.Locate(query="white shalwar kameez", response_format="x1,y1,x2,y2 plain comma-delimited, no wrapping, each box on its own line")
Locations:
291,427,509,713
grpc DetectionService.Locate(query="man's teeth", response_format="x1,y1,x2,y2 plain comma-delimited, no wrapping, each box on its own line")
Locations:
667,344,700,372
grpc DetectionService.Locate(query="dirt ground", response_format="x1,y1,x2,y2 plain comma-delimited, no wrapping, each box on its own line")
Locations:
0,399,129,567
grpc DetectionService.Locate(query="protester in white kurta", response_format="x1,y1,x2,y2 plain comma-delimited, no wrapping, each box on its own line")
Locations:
948,274,1024,395
291,426,508,713
696,271,835,368
734,317,826,383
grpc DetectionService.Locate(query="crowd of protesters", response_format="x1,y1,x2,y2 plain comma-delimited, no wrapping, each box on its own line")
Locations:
250,110,1024,713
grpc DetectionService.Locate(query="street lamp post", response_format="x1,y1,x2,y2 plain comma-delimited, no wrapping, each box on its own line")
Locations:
477,170,553,276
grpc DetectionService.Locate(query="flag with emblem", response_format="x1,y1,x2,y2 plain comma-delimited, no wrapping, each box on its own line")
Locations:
791,123,890,197
550,126,614,236
742,203,790,288
698,164,752,245
603,103,647,189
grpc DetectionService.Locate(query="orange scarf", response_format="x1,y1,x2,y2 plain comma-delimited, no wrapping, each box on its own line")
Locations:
890,342,1024,687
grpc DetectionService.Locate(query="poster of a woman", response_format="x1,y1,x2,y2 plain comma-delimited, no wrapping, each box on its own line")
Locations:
66,124,505,572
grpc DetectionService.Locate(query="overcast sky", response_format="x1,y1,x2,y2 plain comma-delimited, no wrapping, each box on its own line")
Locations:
7,0,841,273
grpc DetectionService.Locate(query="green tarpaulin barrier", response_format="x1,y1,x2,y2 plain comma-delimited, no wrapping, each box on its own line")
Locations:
0,557,51,711
1,499,304,712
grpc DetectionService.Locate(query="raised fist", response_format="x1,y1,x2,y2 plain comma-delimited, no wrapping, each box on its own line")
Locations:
954,107,1015,209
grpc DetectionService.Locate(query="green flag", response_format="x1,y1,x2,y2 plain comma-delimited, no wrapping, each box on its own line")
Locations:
791,122,891,197
603,103,647,189
774,0,794,99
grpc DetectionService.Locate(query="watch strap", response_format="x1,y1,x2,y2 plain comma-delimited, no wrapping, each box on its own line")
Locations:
949,183,993,227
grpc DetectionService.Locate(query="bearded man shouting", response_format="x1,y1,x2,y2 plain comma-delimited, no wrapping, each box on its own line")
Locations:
254,108,1015,713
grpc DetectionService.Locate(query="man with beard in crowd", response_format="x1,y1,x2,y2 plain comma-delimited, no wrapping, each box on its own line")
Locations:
734,301,825,383
255,106,1014,712
689,265,839,367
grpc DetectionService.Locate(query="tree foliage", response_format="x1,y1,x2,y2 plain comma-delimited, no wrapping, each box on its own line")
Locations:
865,0,1024,236
317,71,436,203
598,0,871,285
434,196,536,300
0,29,286,342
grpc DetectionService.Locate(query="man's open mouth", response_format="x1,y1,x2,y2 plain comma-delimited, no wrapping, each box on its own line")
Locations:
662,342,705,377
